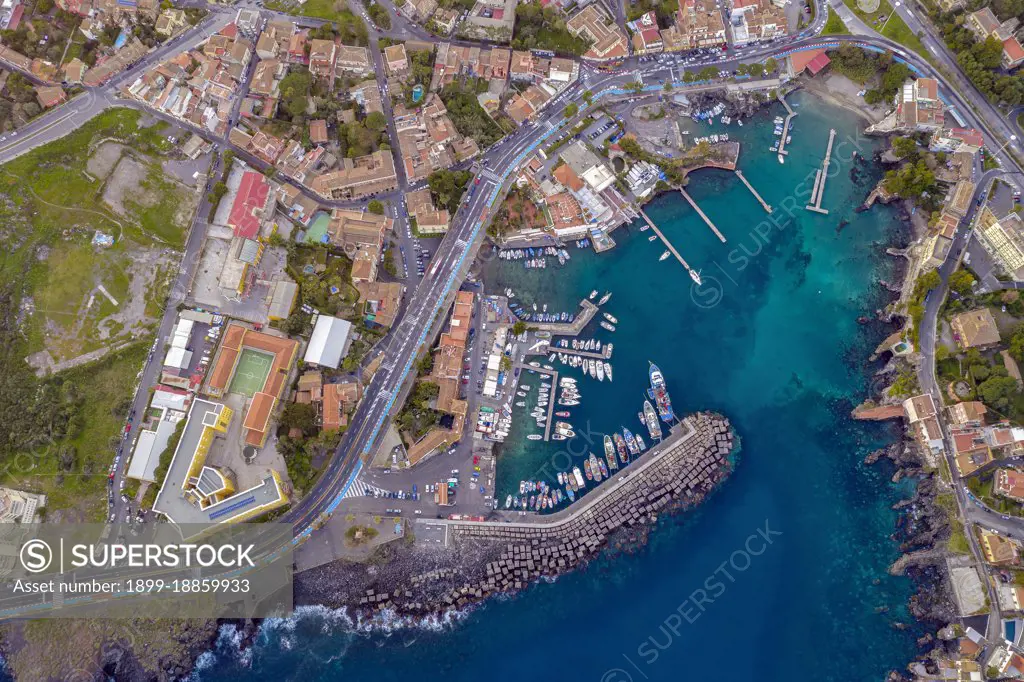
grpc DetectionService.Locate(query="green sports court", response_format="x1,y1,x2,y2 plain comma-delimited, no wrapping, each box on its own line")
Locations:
228,348,274,397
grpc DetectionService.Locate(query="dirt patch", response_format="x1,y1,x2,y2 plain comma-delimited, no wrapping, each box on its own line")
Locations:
101,155,152,217
86,141,126,180
801,72,888,124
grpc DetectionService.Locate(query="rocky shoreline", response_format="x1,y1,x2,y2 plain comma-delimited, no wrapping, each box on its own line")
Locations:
9,414,736,681
862,439,961,681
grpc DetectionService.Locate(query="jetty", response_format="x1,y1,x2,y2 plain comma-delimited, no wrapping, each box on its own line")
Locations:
420,412,732,536
776,93,796,157
806,128,836,215
734,170,772,213
343,413,734,618
512,362,560,441
517,299,599,334
679,189,726,242
638,209,699,278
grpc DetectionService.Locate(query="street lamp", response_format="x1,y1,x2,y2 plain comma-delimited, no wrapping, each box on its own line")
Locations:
993,134,1018,158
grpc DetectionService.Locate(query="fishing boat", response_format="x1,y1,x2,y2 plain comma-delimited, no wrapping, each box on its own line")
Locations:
589,453,602,482
527,434,543,441
566,487,575,502
598,458,609,479
583,460,593,480
604,362,612,381
603,312,618,324
659,250,671,261
600,321,616,332
690,269,702,285
623,428,640,455
604,435,618,470
598,291,612,305
648,362,675,423
644,400,663,440
613,432,629,465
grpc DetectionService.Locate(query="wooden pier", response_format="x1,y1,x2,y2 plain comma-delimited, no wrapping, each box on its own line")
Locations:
514,363,559,441
679,189,726,242
806,128,836,215
776,93,796,157
638,210,696,277
734,170,772,213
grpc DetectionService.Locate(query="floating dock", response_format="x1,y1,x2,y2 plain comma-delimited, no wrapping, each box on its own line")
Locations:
679,189,726,242
734,170,772,213
776,93,796,157
806,128,836,215
514,363,559,441
638,210,697,277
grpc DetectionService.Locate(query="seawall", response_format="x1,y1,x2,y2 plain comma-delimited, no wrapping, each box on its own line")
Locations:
295,412,736,618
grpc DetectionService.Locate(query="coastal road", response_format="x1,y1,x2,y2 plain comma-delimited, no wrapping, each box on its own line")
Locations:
10,0,1024,617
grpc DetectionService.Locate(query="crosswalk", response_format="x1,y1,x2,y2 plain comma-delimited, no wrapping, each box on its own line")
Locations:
343,476,390,499
480,168,500,182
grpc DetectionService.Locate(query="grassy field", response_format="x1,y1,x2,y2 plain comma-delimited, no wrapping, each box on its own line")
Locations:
842,0,893,27
880,12,928,60
822,7,849,34
3,109,192,363
0,108,195,520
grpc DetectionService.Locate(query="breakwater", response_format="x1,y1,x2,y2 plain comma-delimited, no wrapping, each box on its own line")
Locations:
295,412,735,617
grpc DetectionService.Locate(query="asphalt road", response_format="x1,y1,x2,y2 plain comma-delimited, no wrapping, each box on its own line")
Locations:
8,0,1024,617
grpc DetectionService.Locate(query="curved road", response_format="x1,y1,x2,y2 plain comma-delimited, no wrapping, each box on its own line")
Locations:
3,0,1023,617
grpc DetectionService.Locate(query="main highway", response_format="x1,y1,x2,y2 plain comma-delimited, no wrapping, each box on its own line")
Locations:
4,0,1024,616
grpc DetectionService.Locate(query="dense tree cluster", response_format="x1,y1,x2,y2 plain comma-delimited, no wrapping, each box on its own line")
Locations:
930,4,1024,105
511,2,591,56
427,169,473,213
439,79,504,147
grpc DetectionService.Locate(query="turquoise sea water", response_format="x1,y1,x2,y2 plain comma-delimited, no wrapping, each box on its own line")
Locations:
193,92,922,682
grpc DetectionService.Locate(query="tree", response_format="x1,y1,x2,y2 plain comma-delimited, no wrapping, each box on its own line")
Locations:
948,269,976,297
364,111,387,133
282,402,317,435
913,269,941,299
279,70,313,120
512,320,527,336
564,103,578,119
891,136,918,160
367,199,384,214
1009,324,1024,363
764,57,778,73
977,375,1020,412
582,90,593,105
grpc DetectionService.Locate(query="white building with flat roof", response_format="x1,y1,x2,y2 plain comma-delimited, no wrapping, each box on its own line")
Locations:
304,315,353,369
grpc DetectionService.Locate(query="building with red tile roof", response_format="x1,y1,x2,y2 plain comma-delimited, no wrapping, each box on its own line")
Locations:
227,171,274,239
